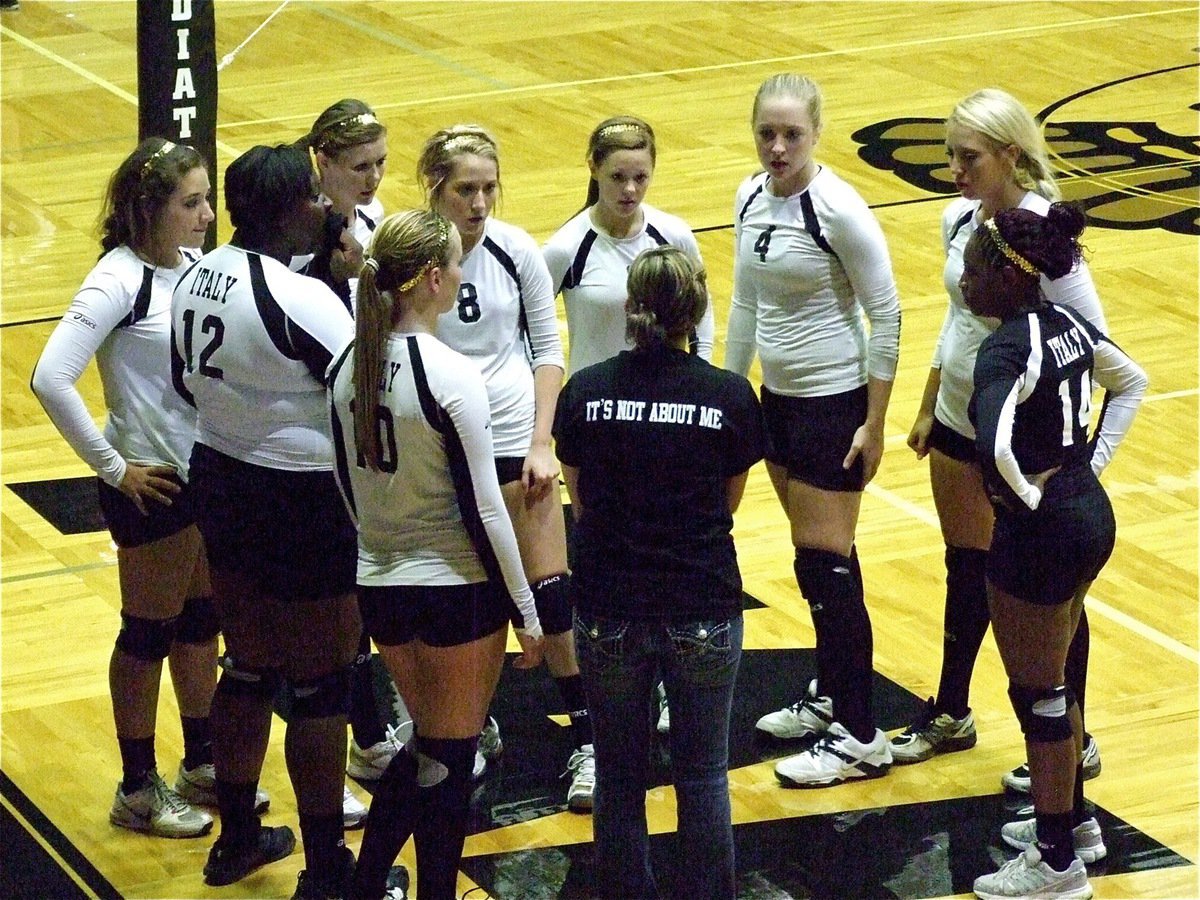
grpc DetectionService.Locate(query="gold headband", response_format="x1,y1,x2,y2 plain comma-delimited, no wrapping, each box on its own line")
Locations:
983,218,1038,276
141,141,176,178
597,122,643,138
396,217,452,292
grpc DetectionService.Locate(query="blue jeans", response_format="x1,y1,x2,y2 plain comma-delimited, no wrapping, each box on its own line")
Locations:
575,610,743,900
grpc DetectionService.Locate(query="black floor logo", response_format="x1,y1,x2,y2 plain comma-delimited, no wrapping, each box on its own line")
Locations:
851,64,1199,235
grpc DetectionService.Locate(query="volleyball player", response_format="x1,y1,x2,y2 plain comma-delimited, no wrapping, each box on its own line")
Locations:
328,209,543,900
725,74,901,787
32,138,237,838
298,98,387,316
892,90,1109,791
964,203,1145,900
542,115,714,377
171,143,360,896
298,97,396,829
417,126,594,809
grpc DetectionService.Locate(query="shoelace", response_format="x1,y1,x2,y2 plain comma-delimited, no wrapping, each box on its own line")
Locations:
149,773,190,814
564,749,595,780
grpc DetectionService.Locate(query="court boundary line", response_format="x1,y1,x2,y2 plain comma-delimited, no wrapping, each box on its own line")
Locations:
0,769,120,900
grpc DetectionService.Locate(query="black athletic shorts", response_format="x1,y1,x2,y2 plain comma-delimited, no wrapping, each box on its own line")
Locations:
97,472,195,549
495,456,524,486
988,467,1115,605
189,443,356,601
761,385,867,492
928,416,977,463
358,580,511,648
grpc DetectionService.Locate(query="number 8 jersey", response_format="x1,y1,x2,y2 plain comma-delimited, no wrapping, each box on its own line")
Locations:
434,218,565,458
170,245,354,469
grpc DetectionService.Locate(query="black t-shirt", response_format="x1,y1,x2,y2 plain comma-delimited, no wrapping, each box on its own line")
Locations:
553,346,765,621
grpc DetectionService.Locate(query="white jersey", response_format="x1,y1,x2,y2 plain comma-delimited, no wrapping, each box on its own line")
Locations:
347,197,383,305
542,203,715,376
289,197,383,312
328,332,538,631
725,167,901,397
171,245,354,470
435,218,565,458
932,192,1109,438
32,245,199,487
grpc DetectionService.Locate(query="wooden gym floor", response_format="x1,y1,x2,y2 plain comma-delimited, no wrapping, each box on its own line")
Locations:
1,3,1196,898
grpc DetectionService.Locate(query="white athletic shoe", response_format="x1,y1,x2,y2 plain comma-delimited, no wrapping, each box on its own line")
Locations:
973,845,1093,899
889,700,977,763
473,716,503,780
173,762,270,814
565,744,596,812
1000,816,1106,864
347,724,405,781
1002,732,1101,792
755,678,834,740
342,785,368,829
110,771,213,838
774,722,892,787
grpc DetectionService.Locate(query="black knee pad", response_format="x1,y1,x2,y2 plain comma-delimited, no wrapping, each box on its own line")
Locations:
216,654,282,699
351,628,372,669
115,613,176,661
174,595,220,644
288,667,350,720
532,573,572,636
793,547,857,611
414,735,477,789
1007,682,1073,743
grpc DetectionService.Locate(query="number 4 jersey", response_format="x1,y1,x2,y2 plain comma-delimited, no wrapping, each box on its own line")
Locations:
171,245,354,470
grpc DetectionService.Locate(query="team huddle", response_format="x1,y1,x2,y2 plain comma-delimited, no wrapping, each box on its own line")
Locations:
31,75,1146,900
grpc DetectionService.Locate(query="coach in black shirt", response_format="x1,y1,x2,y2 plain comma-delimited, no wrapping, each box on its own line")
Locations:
553,246,764,899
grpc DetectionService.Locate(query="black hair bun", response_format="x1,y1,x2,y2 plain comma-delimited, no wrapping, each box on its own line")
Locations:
1045,201,1086,241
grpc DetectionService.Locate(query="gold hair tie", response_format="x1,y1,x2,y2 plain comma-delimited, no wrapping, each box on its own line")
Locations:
597,122,642,138
396,216,452,291
141,140,176,178
397,261,432,293
983,218,1039,276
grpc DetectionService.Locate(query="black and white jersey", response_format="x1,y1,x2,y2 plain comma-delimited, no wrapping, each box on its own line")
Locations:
971,303,1146,512
291,197,383,314
327,331,537,630
347,197,383,306
553,347,765,621
32,245,199,486
725,168,901,397
435,218,564,457
542,204,715,376
171,245,354,470
934,192,1109,438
